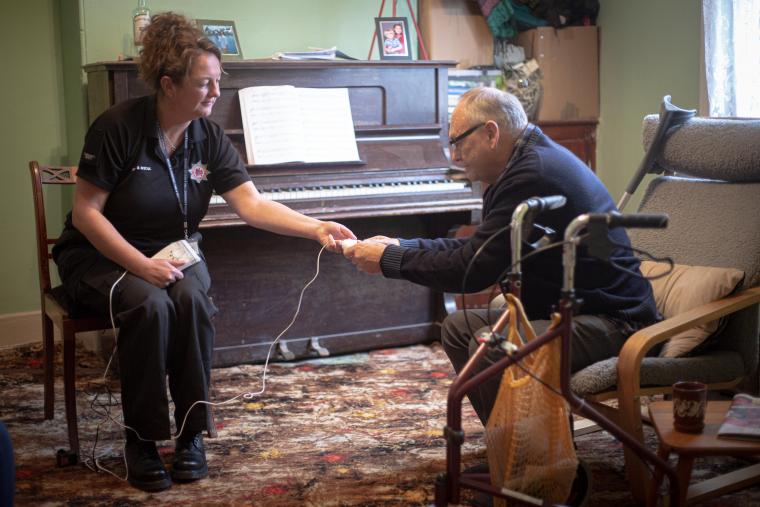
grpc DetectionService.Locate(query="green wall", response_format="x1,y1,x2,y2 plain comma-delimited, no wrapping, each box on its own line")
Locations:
596,0,701,208
2,0,701,316
80,0,418,64
2,0,68,314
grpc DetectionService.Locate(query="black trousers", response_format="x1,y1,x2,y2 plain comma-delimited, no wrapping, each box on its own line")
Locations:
441,308,637,426
68,255,217,441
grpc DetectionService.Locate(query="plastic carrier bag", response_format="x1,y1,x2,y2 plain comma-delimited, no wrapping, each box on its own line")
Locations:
485,294,578,506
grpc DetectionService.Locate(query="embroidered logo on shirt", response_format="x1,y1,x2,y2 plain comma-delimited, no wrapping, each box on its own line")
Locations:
189,162,208,183
132,165,152,171
83,152,96,161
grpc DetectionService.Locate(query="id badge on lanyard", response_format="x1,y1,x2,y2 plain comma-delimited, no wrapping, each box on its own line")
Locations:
159,125,198,253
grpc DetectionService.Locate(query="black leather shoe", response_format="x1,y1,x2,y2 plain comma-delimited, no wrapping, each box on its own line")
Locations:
125,438,171,492
171,433,208,481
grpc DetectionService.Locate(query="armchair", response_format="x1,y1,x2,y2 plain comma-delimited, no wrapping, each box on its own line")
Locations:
569,117,760,503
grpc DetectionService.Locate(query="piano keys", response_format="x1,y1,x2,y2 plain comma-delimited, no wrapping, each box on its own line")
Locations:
210,179,468,204
84,60,482,366
205,176,477,224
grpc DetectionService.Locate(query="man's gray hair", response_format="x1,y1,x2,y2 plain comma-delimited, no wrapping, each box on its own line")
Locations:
457,87,528,139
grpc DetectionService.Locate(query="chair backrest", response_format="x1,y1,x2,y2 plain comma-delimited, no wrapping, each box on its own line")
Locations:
28,161,78,299
630,116,760,287
627,118,760,375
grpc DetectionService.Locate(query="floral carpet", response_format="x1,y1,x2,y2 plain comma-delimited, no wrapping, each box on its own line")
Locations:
2,342,759,506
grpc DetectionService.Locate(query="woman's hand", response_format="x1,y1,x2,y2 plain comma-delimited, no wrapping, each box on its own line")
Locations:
135,258,186,288
316,221,356,253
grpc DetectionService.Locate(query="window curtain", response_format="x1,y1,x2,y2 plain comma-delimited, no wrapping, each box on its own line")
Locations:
702,0,760,116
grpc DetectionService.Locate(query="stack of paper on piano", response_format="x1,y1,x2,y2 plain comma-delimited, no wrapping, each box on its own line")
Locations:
273,47,337,60
238,85,360,166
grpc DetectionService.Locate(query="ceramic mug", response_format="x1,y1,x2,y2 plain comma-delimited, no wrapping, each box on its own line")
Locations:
672,380,707,433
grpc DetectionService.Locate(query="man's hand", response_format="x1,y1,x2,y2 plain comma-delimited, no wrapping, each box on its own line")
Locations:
364,235,400,247
342,240,388,275
316,221,356,253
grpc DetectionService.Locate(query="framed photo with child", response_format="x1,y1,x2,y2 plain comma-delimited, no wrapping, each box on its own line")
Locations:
196,19,243,60
375,17,412,60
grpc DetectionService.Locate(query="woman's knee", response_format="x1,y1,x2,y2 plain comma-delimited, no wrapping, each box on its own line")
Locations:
172,284,216,320
115,284,175,325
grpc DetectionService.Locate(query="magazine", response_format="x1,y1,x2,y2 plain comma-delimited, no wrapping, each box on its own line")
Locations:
717,393,760,441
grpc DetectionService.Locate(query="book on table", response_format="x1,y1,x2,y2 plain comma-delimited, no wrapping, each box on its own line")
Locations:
237,85,360,166
717,393,760,441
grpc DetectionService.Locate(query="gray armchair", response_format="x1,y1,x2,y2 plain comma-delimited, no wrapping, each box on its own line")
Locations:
570,116,760,503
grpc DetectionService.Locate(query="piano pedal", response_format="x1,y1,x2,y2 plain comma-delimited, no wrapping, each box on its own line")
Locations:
308,337,330,358
276,340,296,361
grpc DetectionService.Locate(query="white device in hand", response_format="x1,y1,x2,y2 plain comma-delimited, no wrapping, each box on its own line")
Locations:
152,240,201,271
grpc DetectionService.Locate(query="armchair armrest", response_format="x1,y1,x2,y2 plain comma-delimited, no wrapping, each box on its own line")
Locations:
618,286,760,395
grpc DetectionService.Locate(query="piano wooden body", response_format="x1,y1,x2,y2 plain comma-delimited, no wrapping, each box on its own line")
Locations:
85,60,480,366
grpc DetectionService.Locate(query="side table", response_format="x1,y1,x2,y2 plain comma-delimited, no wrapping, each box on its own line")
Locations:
648,400,760,505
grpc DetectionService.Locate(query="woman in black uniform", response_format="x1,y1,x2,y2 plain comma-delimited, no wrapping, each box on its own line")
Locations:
53,12,355,492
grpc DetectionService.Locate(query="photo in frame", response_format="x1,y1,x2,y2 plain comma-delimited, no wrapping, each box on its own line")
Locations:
196,19,243,59
375,17,412,60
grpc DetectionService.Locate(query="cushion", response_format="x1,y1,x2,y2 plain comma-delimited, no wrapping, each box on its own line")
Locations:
639,261,745,358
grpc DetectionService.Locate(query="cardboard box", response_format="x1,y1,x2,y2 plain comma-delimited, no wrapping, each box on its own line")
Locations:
419,0,494,68
514,26,599,121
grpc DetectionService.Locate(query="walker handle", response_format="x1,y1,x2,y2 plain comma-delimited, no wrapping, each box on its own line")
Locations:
590,212,669,229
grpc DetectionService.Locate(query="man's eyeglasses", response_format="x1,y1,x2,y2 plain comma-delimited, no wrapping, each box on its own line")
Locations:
449,122,485,149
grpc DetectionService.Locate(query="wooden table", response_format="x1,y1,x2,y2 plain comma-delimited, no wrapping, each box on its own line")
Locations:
648,400,760,505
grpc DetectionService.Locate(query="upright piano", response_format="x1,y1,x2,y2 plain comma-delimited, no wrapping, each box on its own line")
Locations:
85,60,482,366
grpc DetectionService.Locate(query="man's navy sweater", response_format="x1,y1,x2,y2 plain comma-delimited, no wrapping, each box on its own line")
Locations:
380,126,659,325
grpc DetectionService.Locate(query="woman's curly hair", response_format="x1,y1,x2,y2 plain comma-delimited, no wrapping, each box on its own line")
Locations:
138,12,222,92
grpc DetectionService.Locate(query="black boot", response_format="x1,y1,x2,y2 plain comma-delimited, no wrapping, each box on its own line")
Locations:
172,433,208,481
125,436,171,492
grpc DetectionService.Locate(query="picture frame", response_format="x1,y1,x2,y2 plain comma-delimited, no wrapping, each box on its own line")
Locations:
196,19,243,60
375,17,412,61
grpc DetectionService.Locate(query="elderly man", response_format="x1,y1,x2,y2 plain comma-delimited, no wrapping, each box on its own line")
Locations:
343,87,658,425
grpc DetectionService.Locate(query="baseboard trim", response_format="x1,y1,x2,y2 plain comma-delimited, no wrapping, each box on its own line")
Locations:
0,311,45,348
0,311,104,351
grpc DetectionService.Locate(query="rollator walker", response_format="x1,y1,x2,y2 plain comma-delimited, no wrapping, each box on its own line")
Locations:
434,203,681,507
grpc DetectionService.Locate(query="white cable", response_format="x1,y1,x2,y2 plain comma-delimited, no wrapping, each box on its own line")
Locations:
84,269,128,477
173,244,327,439
103,270,127,379
85,244,328,479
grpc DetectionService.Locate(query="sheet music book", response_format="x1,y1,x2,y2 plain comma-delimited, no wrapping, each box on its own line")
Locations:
238,85,360,166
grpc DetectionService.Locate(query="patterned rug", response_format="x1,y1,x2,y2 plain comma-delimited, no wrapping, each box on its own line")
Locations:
2,342,759,506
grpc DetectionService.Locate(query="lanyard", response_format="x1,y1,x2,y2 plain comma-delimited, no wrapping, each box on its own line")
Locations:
158,123,190,240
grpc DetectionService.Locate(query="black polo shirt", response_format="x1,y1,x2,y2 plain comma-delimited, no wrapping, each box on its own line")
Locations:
54,95,250,260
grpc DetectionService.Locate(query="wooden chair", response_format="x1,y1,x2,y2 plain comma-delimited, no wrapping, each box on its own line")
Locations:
30,161,218,459
29,161,111,459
